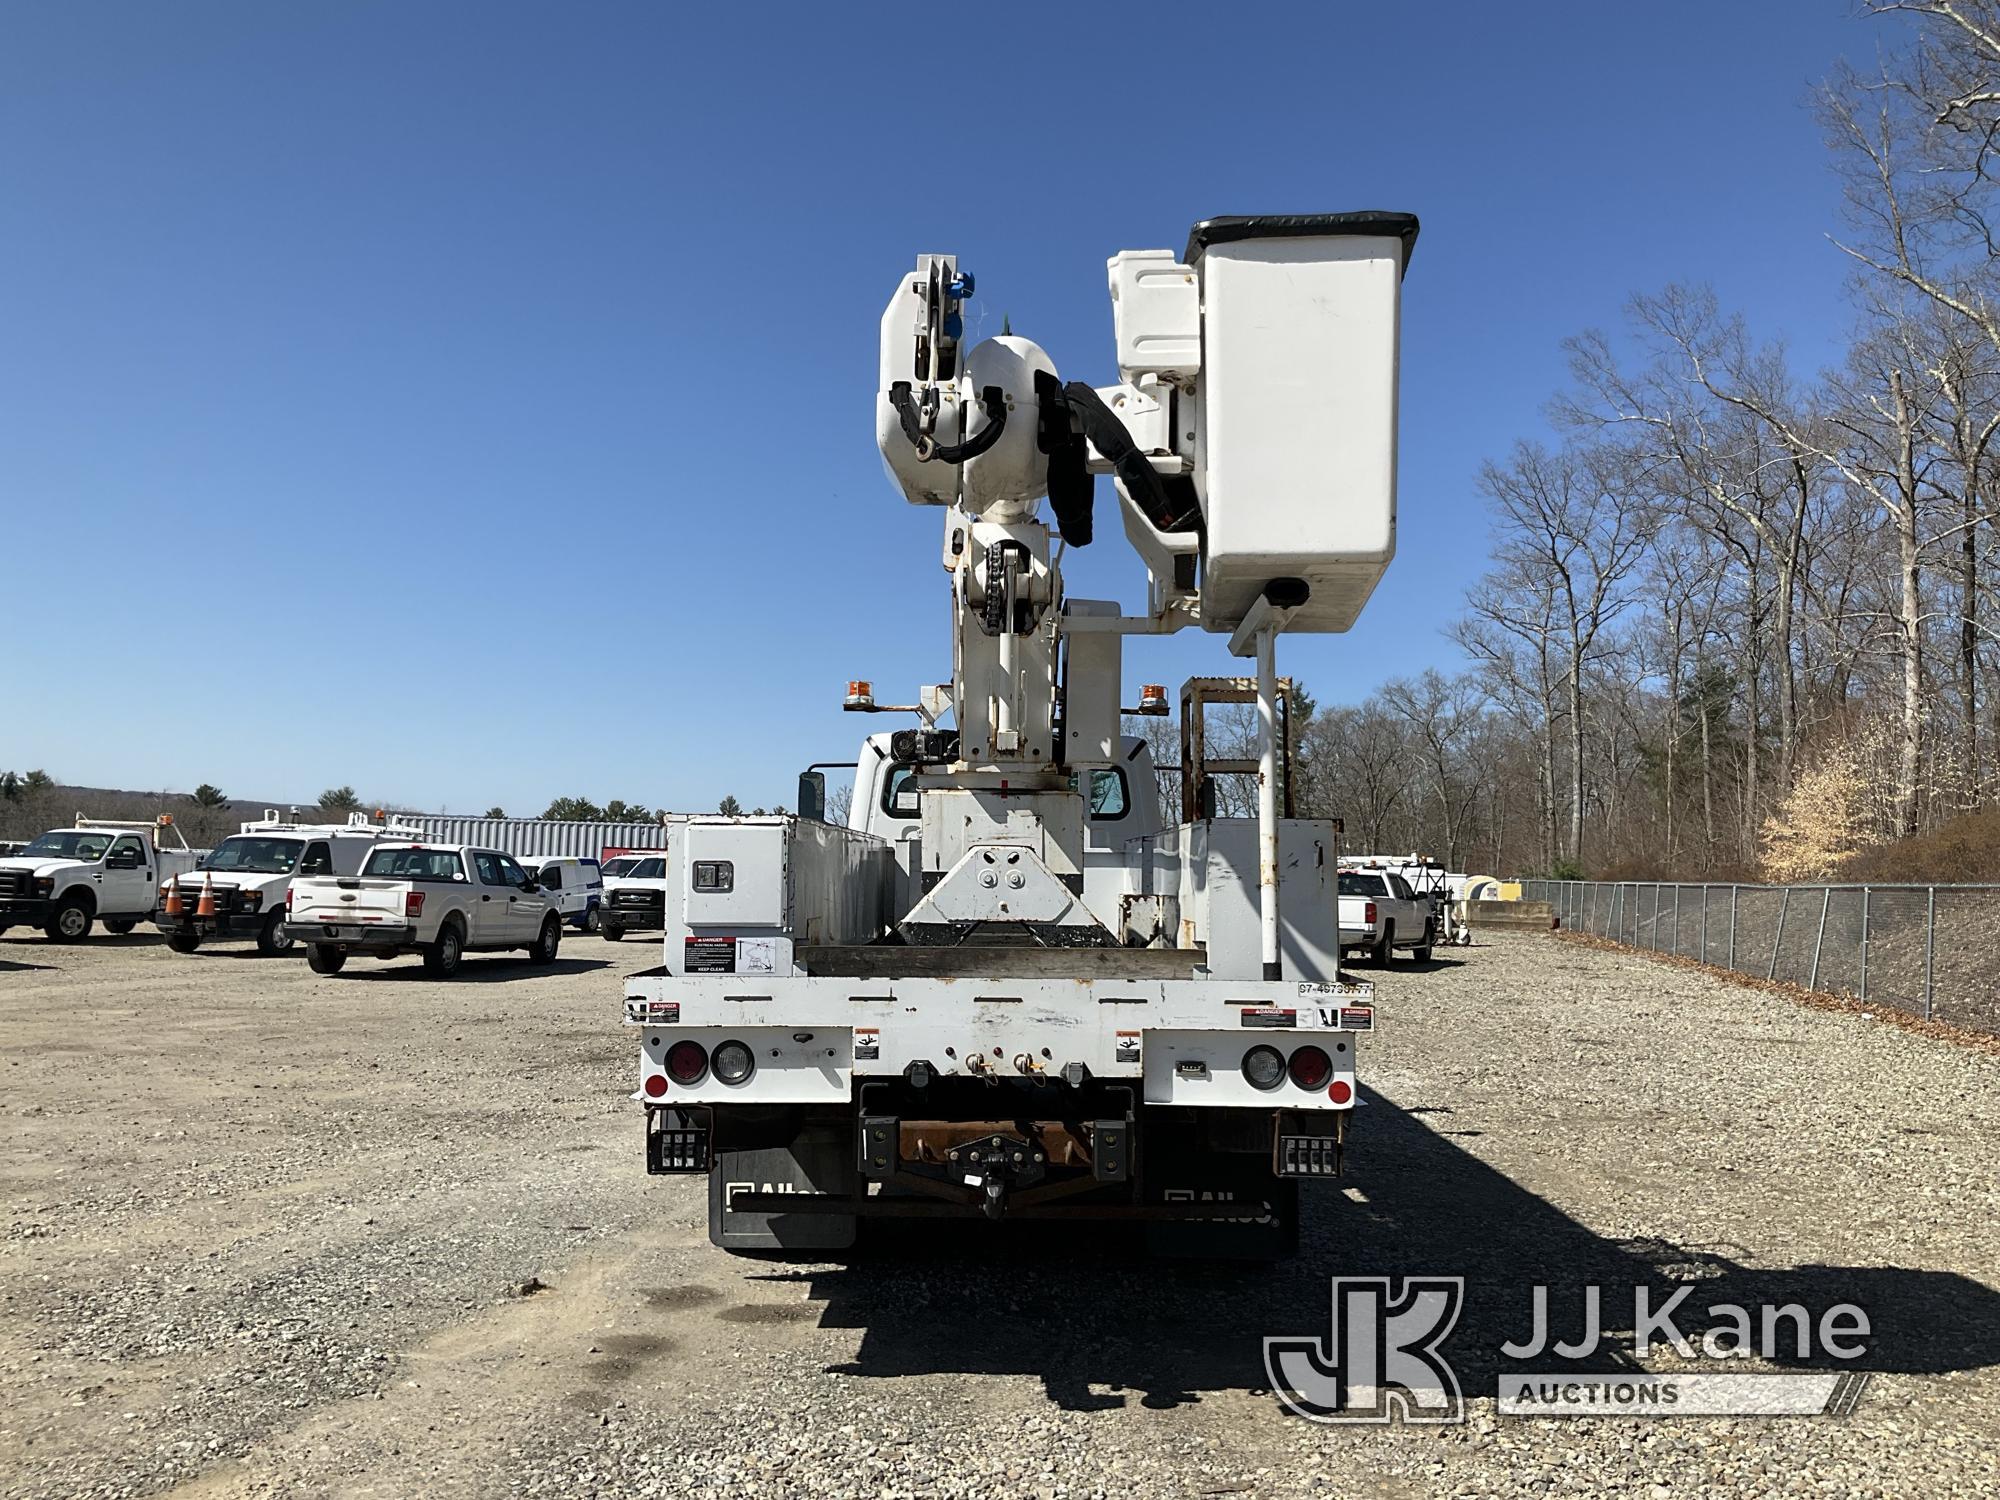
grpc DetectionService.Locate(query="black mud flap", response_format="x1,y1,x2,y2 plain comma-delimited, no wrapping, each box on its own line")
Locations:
1142,1142,1300,1261
709,1124,858,1254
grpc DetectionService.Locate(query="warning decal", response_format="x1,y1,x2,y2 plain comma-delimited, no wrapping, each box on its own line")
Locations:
684,936,736,974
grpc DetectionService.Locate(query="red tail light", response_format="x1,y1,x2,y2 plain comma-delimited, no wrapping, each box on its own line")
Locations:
666,1040,709,1084
1288,1045,1332,1090
1365,901,1377,925
1328,1079,1354,1105
405,890,425,918
642,1073,668,1098
285,885,294,910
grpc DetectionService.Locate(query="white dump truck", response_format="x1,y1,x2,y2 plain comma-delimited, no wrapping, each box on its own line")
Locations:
157,812,424,955
0,815,197,942
626,212,1417,1255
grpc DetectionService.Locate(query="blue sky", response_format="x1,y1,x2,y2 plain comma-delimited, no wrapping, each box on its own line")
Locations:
0,1,1901,814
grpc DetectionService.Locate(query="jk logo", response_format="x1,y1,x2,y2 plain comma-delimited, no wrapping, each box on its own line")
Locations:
1265,1276,1466,1424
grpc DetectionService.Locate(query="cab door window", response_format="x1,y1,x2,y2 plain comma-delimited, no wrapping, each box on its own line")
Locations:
539,864,563,889
474,852,510,886
1087,768,1129,820
106,835,145,869
299,842,334,876
880,764,921,819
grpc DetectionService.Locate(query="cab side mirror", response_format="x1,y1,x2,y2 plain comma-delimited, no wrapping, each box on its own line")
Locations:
521,878,539,893
796,770,826,823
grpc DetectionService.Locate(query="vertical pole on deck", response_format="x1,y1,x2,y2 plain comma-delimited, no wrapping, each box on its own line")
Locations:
1256,622,1281,981
1769,886,1790,981
1728,885,1739,971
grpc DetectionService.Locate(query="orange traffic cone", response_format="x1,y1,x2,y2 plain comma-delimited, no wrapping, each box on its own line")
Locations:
196,873,216,919
163,877,183,917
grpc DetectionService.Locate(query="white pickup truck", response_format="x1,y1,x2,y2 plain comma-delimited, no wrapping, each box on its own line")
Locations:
598,852,669,940
0,816,196,942
158,813,423,955
1338,867,1436,964
284,842,564,976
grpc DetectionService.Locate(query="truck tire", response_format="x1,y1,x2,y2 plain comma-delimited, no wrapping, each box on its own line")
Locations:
1413,920,1435,963
423,921,464,977
583,905,601,934
257,910,295,956
46,895,93,943
306,943,347,975
105,918,137,935
1370,920,1394,967
167,933,202,954
528,915,560,965
602,920,624,942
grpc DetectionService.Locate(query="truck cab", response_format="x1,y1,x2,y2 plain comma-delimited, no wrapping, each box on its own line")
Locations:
0,816,196,942
849,730,1160,937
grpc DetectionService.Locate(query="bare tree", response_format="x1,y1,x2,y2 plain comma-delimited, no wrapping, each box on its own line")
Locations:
1476,441,1651,863
1380,670,1481,868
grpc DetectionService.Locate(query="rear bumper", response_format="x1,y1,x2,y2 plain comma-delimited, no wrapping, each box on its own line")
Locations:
627,973,1371,1113
285,920,419,951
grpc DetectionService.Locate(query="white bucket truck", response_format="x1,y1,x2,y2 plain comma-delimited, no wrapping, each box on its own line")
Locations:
0,815,197,942
627,213,1417,1255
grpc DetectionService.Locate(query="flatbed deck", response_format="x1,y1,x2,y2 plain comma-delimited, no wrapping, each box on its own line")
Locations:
796,945,1210,980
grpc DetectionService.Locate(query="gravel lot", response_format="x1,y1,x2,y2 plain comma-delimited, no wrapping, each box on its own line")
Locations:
3,927,1998,1499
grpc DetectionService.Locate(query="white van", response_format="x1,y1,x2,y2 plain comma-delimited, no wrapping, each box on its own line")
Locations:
526,856,604,932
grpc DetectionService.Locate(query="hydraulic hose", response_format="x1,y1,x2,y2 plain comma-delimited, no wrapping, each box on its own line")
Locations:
889,382,1009,464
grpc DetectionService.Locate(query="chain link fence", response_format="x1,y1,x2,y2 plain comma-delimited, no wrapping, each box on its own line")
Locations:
1516,880,2000,1037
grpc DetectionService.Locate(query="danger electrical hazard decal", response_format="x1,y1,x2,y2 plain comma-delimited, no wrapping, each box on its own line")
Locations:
683,936,736,974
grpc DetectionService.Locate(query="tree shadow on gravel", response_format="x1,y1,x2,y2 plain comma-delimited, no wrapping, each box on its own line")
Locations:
775,1087,2000,1411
